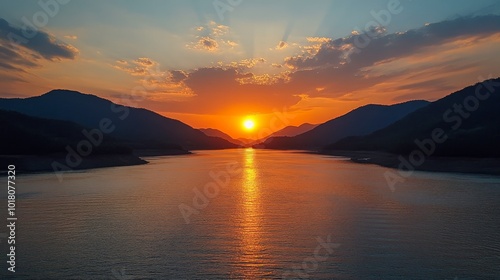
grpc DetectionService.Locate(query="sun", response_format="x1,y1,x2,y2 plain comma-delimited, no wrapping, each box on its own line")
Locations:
243,119,256,131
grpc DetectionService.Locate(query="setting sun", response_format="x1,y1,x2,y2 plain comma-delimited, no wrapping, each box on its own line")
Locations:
2,1,500,278
243,119,256,131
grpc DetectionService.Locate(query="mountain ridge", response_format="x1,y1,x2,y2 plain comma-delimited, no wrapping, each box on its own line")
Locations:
327,78,500,157
257,100,430,150
0,89,239,150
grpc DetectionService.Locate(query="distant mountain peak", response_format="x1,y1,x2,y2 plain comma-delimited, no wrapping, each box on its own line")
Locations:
258,123,318,140
199,128,243,146
46,89,81,94
41,89,104,100
43,89,84,96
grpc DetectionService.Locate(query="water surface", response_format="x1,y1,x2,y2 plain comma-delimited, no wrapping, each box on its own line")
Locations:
1,149,499,279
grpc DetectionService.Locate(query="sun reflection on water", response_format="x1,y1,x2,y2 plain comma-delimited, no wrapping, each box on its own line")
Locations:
236,148,265,276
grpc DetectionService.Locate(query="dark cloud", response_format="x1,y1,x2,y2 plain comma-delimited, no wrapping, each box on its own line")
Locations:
288,15,500,71
280,15,500,96
170,70,188,83
0,18,78,60
0,18,78,76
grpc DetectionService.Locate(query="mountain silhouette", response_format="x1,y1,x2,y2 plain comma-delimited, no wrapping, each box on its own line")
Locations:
201,123,317,147
265,123,318,138
0,90,239,150
327,78,500,157
0,109,132,155
199,128,243,146
258,100,429,149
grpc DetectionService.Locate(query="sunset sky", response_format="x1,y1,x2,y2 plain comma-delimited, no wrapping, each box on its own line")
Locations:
1,0,500,138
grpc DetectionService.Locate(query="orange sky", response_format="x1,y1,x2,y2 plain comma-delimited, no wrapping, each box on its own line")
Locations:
1,3,500,139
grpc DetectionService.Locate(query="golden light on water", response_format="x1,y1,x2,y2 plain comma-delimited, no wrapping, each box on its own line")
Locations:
237,148,264,276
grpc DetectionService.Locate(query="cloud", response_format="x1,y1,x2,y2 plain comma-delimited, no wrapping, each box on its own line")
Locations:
0,18,78,60
174,66,299,113
135,57,154,66
117,15,500,118
306,37,331,43
288,15,500,71
277,15,500,98
227,58,266,70
301,37,332,55
113,57,161,76
113,57,194,101
210,23,229,37
193,37,219,51
64,35,78,40
236,72,290,86
0,18,78,73
187,21,238,52
275,41,288,50
0,45,37,70
170,70,188,83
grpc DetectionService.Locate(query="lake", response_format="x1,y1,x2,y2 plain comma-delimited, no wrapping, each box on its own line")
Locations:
1,149,499,279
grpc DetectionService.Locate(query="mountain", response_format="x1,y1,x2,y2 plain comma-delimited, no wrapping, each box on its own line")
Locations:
0,109,131,155
327,78,500,157
266,123,317,138
236,138,254,145
200,124,317,147
258,100,430,150
0,109,149,173
199,128,243,146
0,90,239,150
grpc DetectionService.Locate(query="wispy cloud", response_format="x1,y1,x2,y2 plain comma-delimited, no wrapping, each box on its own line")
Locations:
187,21,238,52
113,57,194,101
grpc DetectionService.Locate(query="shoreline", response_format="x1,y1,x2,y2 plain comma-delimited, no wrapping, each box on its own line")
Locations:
3,149,498,178
0,148,194,176
318,150,500,176
133,149,192,157
0,154,149,176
